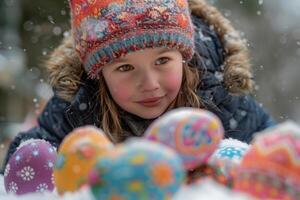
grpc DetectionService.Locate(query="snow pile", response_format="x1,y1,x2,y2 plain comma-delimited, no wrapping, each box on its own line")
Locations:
0,175,251,200
0,175,93,200
173,179,251,200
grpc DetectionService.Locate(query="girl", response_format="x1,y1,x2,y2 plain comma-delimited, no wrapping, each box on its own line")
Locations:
2,0,274,172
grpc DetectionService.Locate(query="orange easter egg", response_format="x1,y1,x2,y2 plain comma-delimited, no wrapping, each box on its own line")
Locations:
53,126,113,194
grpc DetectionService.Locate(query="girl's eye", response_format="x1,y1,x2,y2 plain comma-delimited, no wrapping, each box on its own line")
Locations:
155,57,170,65
117,65,134,72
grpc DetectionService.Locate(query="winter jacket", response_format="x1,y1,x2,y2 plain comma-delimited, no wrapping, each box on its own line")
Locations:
1,0,274,173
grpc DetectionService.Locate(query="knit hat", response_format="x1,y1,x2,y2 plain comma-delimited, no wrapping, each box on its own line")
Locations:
69,0,195,78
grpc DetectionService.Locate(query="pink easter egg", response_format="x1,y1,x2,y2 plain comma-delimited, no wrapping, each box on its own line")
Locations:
144,108,224,170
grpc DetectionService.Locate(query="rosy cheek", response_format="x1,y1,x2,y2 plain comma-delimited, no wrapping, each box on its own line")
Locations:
110,84,131,102
165,71,182,92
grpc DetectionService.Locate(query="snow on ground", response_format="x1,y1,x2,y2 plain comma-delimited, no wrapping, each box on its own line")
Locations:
0,175,251,200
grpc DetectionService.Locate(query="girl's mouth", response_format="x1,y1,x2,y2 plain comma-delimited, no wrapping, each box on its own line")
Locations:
137,96,164,107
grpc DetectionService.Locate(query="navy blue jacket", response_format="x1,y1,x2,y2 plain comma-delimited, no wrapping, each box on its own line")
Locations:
1,14,274,173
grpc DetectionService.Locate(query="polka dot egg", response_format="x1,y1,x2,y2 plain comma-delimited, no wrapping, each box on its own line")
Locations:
4,139,57,195
210,138,249,164
208,138,249,187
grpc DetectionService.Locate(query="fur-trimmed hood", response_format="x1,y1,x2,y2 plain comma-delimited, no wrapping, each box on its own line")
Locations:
46,0,253,102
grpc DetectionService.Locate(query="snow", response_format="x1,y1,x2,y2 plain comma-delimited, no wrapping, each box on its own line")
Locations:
173,180,251,200
0,175,251,200
229,118,238,130
0,175,94,200
79,103,88,111
53,27,62,36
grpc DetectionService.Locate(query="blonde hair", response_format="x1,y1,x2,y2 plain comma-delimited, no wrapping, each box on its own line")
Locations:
98,57,203,143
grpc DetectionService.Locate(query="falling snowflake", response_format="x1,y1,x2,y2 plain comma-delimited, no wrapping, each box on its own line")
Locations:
36,183,48,192
20,166,35,181
79,103,88,111
197,29,212,42
214,71,224,82
229,118,238,130
4,164,10,177
240,110,247,116
8,182,18,194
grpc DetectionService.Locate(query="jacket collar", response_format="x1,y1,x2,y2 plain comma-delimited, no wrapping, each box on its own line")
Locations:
64,75,100,128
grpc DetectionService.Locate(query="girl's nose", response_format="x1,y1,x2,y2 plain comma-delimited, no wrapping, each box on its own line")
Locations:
139,71,160,92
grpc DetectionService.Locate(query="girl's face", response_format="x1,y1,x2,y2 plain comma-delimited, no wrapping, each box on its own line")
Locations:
102,48,183,119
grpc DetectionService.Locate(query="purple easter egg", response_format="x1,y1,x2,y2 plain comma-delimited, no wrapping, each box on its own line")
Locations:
4,139,57,195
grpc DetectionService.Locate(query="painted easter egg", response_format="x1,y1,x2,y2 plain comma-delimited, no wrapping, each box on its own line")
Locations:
88,139,184,200
211,139,249,162
209,138,249,175
208,138,249,187
144,108,224,170
53,126,113,194
234,121,300,200
4,139,57,195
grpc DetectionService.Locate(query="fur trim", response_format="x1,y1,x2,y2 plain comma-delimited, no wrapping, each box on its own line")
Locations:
189,0,253,94
45,36,83,102
46,0,253,101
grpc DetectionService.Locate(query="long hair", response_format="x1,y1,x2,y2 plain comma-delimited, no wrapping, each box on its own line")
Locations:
98,53,204,143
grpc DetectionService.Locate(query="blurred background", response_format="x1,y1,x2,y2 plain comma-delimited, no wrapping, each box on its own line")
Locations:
0,0,299,166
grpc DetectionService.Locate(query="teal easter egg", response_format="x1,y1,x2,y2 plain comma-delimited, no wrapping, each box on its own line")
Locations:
88,139,184,200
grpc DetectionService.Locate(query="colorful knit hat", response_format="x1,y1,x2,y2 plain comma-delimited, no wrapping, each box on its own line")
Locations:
69,0,195,78
234,121,300,199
